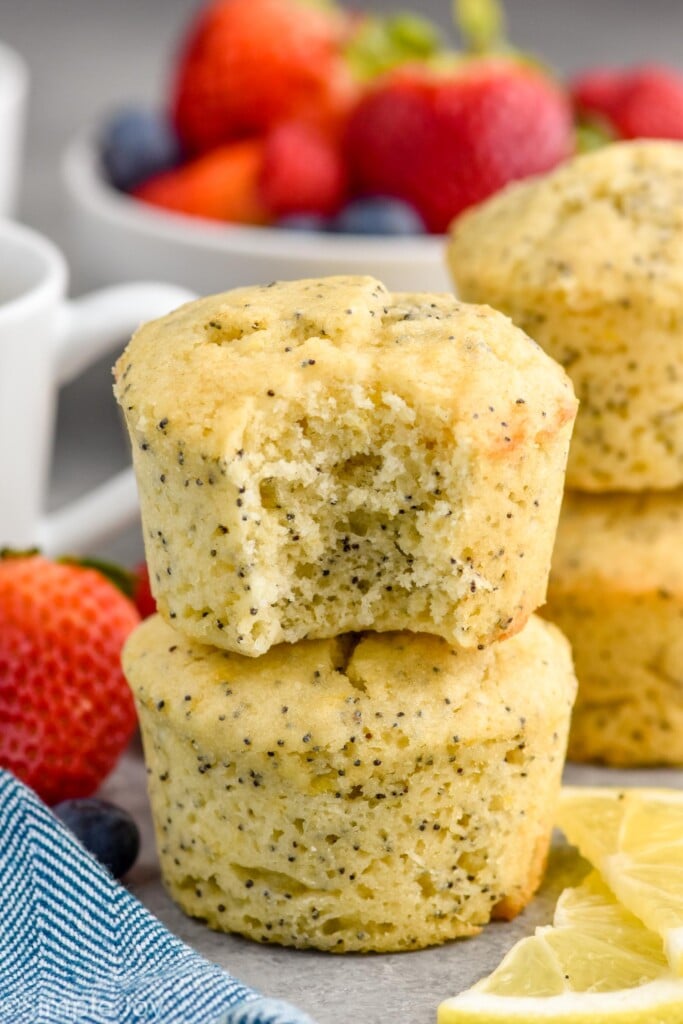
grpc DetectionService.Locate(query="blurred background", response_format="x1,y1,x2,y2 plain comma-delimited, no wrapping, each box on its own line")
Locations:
4,0,683,268
1,0,682,563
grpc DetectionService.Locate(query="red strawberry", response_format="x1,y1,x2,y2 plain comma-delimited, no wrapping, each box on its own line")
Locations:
172,0,357,154
260,122,347,218
134,140,269,223
132,562,156,619
571,67,627,123
573,65,683,140
0,556,140,805
346,59,574,233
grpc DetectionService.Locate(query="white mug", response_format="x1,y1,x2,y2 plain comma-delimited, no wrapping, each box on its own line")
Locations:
0,39,28,216
0,218,194,554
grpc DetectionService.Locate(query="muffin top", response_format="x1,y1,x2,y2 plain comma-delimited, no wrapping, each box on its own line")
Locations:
124,614,575,765
448,141,683,312
113,275,575,462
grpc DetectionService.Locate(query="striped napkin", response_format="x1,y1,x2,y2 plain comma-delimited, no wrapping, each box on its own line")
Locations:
0,769,317,1024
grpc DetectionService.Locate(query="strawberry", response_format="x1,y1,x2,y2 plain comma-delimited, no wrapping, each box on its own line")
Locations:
260,122,347,219
132,562,156,619
171,0,357,154
346,59,574,233
0,556,140,805
572,65,683,141
134,140,269,223
571,67,627,124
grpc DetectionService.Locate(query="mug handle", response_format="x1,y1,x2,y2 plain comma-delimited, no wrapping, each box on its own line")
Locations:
38,282,195,556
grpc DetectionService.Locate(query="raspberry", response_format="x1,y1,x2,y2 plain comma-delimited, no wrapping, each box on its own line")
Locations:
260,123,347,218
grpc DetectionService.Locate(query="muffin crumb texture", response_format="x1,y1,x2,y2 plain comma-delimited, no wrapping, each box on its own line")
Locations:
448,141,683,491
114,275,576,655
546,489,683,766
124,613,576,952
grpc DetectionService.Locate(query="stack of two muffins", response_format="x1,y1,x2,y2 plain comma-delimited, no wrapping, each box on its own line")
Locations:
116,275,578,952
449,140,683,768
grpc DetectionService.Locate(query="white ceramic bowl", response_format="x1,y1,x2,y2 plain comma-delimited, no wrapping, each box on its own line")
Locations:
62,134,451,295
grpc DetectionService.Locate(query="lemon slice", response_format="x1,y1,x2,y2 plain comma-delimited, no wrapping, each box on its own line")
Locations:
559,787,683,973
438,873,683,1023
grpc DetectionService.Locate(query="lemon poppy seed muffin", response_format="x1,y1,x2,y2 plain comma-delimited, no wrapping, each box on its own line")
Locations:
123,613,576,953
545,490,683,766
448,141,683,491
114,275,576,656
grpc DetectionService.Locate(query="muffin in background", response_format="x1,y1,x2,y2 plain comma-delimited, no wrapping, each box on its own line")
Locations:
123,613,577,953
114,275,576,656
448,141,683,492
545,489,683,767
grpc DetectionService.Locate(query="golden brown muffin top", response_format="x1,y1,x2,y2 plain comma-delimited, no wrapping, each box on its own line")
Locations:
124,614,575,763
449,141,683,312
114,275,575,463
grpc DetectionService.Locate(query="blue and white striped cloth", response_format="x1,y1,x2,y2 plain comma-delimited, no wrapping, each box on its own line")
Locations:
0,769,317,1024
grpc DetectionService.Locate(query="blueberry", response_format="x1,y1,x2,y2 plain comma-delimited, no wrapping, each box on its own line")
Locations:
330,196,426,236
100,108,182,192
276,213,330,232
54,798,140,879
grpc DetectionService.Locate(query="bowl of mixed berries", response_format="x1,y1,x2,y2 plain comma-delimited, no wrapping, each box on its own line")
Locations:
64,0,676,293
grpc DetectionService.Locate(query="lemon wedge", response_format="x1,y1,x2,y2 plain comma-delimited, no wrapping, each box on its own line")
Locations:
558,787,683,974
438,873,683,1023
